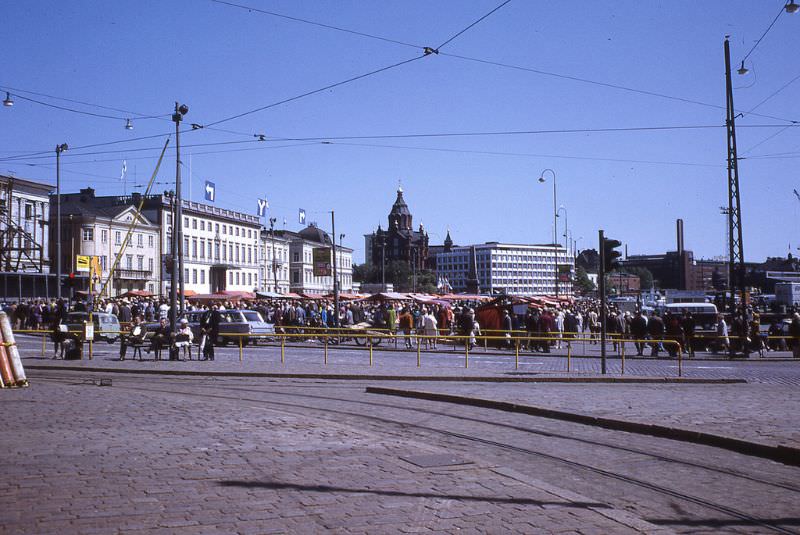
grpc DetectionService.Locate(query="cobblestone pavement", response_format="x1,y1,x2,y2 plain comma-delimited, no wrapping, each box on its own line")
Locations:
10,371,800,534
3,377,674,535
15,333,800,385
371,382,800,449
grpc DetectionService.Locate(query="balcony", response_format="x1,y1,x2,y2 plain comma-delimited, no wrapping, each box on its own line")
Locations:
114,269,152,280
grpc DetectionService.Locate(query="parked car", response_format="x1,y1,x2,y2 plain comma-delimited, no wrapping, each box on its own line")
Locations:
64,312,121,343
180,309,274,346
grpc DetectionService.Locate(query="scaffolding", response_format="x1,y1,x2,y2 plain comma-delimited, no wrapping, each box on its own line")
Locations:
0,177,47,274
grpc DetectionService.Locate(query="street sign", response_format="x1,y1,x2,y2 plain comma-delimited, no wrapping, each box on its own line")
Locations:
312,247,332,277
76,255,91,272
204,180,216,202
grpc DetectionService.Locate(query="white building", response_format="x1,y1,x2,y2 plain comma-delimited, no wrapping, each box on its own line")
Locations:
168,199,262,295
1,175,51,273
276,224,353,295
259,228,290,294
436,242,573,296
53,188,161,296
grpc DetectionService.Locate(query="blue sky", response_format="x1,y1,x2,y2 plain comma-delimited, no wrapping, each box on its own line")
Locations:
2,1,799,264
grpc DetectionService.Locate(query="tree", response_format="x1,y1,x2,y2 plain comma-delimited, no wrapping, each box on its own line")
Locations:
625,266,654,290
575,266,595,294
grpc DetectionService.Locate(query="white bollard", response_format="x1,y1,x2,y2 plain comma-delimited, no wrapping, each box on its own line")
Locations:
0,312,27,386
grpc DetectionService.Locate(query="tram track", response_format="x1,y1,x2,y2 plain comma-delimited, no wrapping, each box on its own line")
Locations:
34,371,800,534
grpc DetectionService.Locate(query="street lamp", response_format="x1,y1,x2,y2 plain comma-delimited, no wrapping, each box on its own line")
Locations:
737,61,749,75
55,143,68,299
2,92,13,107
538,168,559,297
787,0,799,14
170,102,188,339
339,233,345,292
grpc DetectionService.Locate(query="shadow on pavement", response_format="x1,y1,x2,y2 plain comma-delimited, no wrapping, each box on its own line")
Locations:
218,480,606,508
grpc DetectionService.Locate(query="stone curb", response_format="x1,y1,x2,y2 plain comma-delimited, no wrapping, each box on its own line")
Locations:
25,364,746,384
365,386,800,468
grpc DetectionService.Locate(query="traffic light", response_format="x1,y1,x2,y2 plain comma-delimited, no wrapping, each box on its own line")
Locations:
65,272,75,289
603,238,622,272
163,255,174,275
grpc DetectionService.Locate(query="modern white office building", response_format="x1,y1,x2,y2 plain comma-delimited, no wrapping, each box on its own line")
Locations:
435,242,573,296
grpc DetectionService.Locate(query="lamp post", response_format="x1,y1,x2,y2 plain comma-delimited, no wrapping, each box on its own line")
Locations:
55,143,68,299
170,102,188,337
538,168,558,297
270,217,278,293
339,233,345,292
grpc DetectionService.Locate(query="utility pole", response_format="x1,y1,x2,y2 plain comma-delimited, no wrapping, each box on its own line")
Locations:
724,38,746,358
599,229,607,375
55,143,68,299
170,102,188,338
330,211,339,327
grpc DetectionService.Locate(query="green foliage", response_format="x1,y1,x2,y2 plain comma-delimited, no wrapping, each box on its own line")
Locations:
575,266,595,293
625,267,654,289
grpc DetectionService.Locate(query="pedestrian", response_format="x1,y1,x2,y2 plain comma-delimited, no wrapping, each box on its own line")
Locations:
648,311,665,357
398,307,414,349
630,310,648,356
200,304,221,361
423,309,438,349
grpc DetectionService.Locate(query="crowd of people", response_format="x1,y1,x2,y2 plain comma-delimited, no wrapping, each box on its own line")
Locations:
5,295,800,359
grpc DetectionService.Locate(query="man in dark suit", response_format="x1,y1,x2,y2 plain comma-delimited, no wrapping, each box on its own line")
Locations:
200,304,221,361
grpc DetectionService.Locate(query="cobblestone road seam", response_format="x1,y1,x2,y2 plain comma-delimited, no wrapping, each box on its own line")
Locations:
25,364,746,383
366,387,800,468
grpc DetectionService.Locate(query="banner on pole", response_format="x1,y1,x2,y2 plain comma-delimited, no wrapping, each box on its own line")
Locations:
312,247,332,277
298,208,306,225
257,198,269,217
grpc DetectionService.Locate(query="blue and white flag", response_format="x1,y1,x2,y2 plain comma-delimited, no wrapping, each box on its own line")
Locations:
298,208,306,225
257,198,269,217
204,180,216,202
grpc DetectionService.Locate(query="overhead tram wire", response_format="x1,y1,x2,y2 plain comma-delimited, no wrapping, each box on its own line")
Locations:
437,52,800,125
203,55,428,127
209,0,423,50
434,0,512,51
4,123,798,165
738,72,800,155
0,84,170,120
740,2,787,65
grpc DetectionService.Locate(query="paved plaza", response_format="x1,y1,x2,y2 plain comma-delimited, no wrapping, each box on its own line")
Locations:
4,336,800,534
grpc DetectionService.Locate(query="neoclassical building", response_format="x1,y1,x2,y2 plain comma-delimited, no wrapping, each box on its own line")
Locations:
364,187,429,271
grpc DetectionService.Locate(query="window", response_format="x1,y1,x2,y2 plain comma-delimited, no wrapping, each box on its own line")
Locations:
222,225,226,235
247,273,252,286
200,270,205,284
235,227,240,237
185,268,189,282
215,223,219,233
200,241,205,259
247,247,252,264
235,245,240,263
183,237,189,256
83,228,94,241
148,258,153,272
192,269,197,284
137,234,143,247
229,272,233,284
215,242,220,260
229,244,233,261
192,218,197,230
293,252,300,262
167,214,173,226
222,243,227,261
24,204,33,220
192,238,197,258
292,270,300,284
184,217,189,228
200,221,205,231
148,235,154,247
101,230,107,243
236,272,240,285
101,256,107,270
126,254,133,269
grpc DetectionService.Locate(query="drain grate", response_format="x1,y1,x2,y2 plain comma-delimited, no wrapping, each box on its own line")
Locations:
401,454,473,468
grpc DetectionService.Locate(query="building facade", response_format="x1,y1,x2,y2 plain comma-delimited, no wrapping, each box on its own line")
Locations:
277,224,353,294
163,199,262,295
1,175,51,273
259,229,291,294
364,187,429,271
436,242,573,296
51,188,160,296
